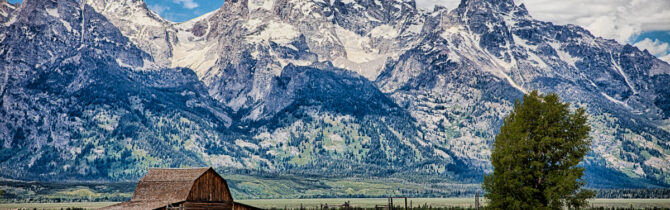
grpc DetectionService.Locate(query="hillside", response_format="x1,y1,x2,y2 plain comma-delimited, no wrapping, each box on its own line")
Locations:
0,0,668,188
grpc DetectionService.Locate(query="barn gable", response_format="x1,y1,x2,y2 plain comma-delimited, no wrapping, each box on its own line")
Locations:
188,168,234,202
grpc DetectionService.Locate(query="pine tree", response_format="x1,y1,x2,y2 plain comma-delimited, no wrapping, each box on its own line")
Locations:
483,90,594,209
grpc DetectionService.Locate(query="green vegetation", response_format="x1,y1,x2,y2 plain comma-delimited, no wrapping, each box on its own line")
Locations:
1,174,667,204
238,198,670,209
238,198,482,208
224,174,480,199
0,175,479,203
0,180,134,203
596,189,670,199
483,91,594,209
2,199,670,210
0,202,115,209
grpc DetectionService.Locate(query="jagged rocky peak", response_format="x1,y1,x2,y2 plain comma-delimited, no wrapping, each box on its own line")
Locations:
86,0,145,9
7,0,81,41
457,0,517,12
234,0,332,21
247,0,275,12
11,0,152,69
216,0,250,15
17,0,58,15
0,0,18,23
83,0,174,67
434,0,533,62
452,0,530,24
232,0,421,23
84,0,167,26
331,0,421,29
86,0,156,18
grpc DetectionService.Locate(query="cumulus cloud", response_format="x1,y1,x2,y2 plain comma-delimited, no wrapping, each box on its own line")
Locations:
148,4,169,16
660,54,670,64
517,0,670,43
634,38,669,56
173,0,199,9
417,0,670,44
634,38,670,63
419,0,670,61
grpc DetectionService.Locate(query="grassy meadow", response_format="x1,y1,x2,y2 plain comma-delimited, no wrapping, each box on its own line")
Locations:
240,198,670,209
238,198,479,208
0,202,115,209
1,199,670,209
0,175,480,202
2,176,668,209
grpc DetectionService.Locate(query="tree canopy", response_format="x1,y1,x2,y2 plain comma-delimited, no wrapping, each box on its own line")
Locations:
483,90,594,209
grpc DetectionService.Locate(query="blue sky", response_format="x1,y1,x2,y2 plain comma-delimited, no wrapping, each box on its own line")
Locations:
144,0,223,22
6,0,223,22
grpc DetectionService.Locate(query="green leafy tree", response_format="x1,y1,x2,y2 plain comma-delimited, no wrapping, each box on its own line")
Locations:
483,90,594,209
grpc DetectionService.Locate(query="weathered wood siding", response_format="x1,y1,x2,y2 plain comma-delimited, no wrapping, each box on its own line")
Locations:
233,202,262,210
183,201,233,210
187,169,234,202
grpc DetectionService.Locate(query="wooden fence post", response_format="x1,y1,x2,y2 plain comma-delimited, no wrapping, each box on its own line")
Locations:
475,192,480,210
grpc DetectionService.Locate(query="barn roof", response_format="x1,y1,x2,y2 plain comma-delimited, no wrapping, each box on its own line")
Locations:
101,167,256,210
131,167,212,202
102,200,174,210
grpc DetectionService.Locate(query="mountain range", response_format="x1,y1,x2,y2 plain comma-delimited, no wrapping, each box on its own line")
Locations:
1,0,669,188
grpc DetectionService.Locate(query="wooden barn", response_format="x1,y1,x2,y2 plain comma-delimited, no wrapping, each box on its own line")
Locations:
101,167,259,210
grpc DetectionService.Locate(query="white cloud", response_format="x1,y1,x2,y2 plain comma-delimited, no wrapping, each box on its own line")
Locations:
660,54,670,64
516,0,670,43
634,38,669,56
416,0,670,44
518,0,670,63
634,38,670,63
148,4,169,16
173,0,199,9
419,0,670,61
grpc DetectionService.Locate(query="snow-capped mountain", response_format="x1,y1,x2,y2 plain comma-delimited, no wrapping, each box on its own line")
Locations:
378,0,670,184
1,0,669,187
0,0,236,179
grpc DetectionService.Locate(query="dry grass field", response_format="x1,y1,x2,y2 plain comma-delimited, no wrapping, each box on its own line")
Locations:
0,202,116,209
1,199,669,209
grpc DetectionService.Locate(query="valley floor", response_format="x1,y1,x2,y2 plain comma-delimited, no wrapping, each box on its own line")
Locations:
1,199,669,209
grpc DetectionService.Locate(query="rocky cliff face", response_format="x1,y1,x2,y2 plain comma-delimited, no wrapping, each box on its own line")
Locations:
376,0,670,185
1,0,669,187
0,0,18,24
84,0,175,67
0,0,236,180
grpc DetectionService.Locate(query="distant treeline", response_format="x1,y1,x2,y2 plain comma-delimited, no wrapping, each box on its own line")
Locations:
267,207,670,210
2,195,131,203
594,188,670,199
0,180,133,203
1,178,669,203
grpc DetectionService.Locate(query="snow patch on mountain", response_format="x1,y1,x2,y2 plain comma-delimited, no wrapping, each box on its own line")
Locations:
248,0,274,11
549,42,581,68
610,53,637,95
247,21,301,45
45,7,59,17
333,26,392,80
370,24,398,39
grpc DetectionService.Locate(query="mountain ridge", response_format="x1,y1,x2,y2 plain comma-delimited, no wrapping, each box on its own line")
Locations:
0,0,669,188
